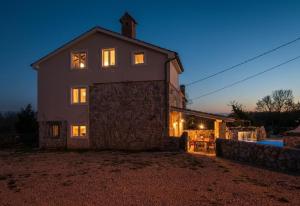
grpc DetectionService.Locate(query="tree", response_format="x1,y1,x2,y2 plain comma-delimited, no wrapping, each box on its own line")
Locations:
228,101,249,120
272,89,294,112
256,89,296,112
15,104,38,146
256,95,274,112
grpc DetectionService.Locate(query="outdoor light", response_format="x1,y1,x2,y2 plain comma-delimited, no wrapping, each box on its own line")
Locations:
199,124,205,129
173,122,178,128
80,62,85,68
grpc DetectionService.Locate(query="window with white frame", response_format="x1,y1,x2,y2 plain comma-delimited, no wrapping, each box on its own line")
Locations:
71,87,87,104
102,48,115,67
71,52,87,69
71,125,87,137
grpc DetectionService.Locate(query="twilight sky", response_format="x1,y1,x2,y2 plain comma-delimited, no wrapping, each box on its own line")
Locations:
0,0,300,113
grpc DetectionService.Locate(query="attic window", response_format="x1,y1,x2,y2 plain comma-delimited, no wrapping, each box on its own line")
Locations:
71,52,87,69
134,52,145,65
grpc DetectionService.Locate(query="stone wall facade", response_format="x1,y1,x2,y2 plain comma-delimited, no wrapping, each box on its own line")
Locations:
216,139,300,173
89,81,167,150
169,84,184,108
284,136,300,149
39,121,67,149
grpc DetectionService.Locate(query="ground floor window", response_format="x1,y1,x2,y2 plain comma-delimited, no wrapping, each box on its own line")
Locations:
48,122,61,137
71,125,87,138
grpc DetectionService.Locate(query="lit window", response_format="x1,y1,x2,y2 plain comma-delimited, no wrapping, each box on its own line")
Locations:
71,125,87,137
134,52,145,64
102,48,115,67
49,123,60,137
71,52,87,69
71,87,87,104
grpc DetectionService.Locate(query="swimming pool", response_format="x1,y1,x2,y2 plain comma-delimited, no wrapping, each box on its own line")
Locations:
257,139,283,147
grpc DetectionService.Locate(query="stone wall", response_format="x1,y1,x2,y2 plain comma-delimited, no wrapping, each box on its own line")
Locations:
226,127,266,141
169,84,184,108
216,138,300,173
89,81,167,150
284,136,300,149
39,121,67,149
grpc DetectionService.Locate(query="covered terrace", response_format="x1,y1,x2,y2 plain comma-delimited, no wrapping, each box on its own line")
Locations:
169,107,235,153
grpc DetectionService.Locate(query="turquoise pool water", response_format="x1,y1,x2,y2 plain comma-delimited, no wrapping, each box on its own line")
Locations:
257,140,283,147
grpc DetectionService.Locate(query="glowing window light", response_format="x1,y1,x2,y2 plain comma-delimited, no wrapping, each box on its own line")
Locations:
71,52,86,69
134,53,144,64
102,48,115,67
72,126,79,137
72,88,79,104
71,87,87,104
71,125,87,137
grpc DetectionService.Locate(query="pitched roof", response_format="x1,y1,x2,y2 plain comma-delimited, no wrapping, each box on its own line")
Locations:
31,26,184,71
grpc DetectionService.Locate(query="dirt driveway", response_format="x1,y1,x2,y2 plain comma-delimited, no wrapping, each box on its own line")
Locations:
0,150,299,206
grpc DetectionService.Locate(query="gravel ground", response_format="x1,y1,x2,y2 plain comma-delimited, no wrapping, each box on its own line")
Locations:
0,149,299,206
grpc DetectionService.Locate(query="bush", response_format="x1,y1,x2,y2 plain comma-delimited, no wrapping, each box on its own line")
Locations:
15,104,38,147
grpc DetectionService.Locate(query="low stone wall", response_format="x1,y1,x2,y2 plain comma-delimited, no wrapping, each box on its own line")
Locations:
284,136,300,149
216,138,300,173
226,126,266,141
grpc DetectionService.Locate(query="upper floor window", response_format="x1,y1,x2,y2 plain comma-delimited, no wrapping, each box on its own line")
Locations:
71,87,87,104
102,48,115,67
71,125,87,138
134,52,145,65
71,52,87,69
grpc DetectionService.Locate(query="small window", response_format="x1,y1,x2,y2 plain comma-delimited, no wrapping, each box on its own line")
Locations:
134,52,145,65
71,87,87,104
102,48,115,67
71,52,87,69
48,122,60,137
71,125,87,137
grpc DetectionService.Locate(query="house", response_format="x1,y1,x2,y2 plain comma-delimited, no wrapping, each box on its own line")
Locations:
32,13,233,151
32,13,186,150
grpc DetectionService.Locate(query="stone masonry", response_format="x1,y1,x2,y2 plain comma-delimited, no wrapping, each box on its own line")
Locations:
89,81,167,150
216,138,300,173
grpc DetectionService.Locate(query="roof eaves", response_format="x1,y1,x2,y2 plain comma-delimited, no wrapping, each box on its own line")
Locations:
31,26,177,70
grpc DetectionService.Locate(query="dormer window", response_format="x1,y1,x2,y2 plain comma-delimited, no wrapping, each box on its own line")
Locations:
102,48,116,67
133,52,145,65
71,52,87,69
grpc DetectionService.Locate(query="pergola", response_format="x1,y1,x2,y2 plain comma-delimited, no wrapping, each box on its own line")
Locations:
169,106,235,138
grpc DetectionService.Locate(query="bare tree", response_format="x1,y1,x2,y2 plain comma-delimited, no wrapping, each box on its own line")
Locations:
256,95,273,112
272,89,294,112
256,89,295,112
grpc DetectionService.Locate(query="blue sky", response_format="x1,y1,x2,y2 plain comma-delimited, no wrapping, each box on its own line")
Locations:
0,0,300,113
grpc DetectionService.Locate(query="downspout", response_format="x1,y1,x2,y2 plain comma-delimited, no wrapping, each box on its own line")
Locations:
164,57,177,140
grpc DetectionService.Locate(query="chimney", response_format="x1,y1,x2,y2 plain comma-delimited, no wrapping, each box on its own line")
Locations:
120,12,137,38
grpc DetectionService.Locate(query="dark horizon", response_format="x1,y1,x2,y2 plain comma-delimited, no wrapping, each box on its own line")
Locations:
1,0,300,113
